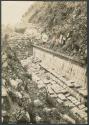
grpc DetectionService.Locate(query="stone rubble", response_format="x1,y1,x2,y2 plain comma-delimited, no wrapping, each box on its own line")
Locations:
1,34,87,124
20,56,87,123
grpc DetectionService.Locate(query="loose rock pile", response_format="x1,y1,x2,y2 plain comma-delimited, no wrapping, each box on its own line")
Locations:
2,38,72,124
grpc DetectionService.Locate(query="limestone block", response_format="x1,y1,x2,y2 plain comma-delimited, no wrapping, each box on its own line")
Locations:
2,86,7,96
57,98,63,104
50,93,57,98
2,79,6,86
32,74,40,82
34,99,43,107
43,107,51,113
51,84,62,94
47,85,54,94
35,116,42,123
60,89,68,94
64,100,75,107
67,96,80,105
65,93,70,97
9,79,19,89
72,82,81,88
43,79,50,84
37,81,45,89
15,92,22,99
78,104,86,109
79,89,87,97
58,94,66,100
2,62,8,68
2,54,7,61
66,81,74,87
63,114,75,124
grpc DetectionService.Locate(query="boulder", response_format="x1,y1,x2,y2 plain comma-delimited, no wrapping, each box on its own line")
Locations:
33,99,43,107
35,115,42,123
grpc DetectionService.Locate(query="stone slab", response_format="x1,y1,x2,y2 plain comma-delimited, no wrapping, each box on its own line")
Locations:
51,84,63,94
47,86,55,94
58,94,66,100
63,114,75,124
50,93,57,98
78,104,86,109
43,79,50,84
57,98,63,104
64,100,75,107
79,89,87,97
67,96,80,105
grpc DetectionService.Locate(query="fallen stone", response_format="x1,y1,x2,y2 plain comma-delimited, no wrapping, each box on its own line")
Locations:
43,107,51,113
78,104,86,109
73,82,81,88
2,54,7,61
25,112,30,122
50,93,57,98
51,84,62,94
70,107,84,118
56,98,63,104
50,80,56,84
2,86,7,97
43,79,50,84
15,109,30,122
32,74,40,82
65,93,70,97
37,80,45,89
47,85,54,94
2,79,6,86
47,93,57,106
58,94,66,100
66,81,74,87
67,96,80,105
35,116,42,123
77,110,87,118
60,88,68,94
10,79,19,89
15,91,22,99
2,110,7,116
79,89,87,97
63,114,75,124
34,99,43,107
64,100,75,107
84,117,88,123
2,62,8,68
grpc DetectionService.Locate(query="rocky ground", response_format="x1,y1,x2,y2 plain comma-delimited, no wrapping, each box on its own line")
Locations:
1,1,87,124
1,39,72,124
1,36,87,124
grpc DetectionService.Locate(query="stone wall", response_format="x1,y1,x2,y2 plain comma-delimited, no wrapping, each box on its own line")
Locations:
33,45,87,88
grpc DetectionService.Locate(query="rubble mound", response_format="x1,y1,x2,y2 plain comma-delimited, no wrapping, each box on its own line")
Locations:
2,37,69,124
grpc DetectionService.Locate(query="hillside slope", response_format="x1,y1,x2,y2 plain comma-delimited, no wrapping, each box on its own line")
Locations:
20,1,87,65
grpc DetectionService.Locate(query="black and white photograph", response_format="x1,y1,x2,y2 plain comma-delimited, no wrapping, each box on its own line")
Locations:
1,0,88,124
